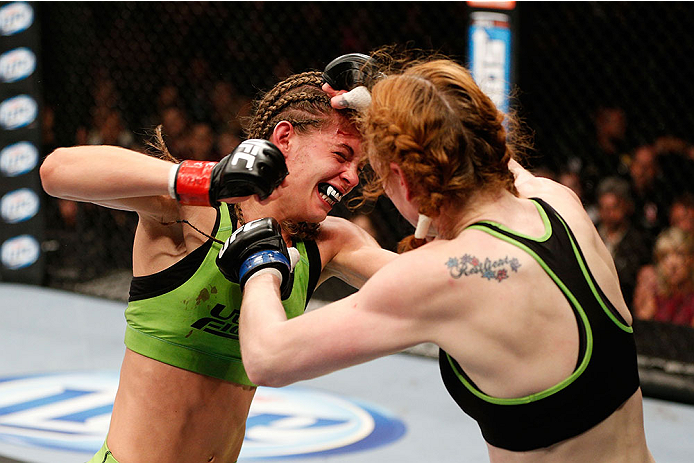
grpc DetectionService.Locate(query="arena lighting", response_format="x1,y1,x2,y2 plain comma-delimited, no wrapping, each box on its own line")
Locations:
467,3,515,115
0,1,45,285
467,1,516,10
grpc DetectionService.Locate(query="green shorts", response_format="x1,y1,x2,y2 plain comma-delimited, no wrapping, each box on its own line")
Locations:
86,440,118,463
86,440,237,463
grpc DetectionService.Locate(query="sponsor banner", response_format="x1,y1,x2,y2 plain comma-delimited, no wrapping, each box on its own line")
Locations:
0,372,406,459
240,386,406,460
0,46,36,83
0,1,43,284
0,140,38,176
0,1,34,37
0,94,37,130
0,233,40,269
1,187,40,223
468,11,513,115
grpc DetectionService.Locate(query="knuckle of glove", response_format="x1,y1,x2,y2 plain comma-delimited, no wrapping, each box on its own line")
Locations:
216,218,294,299
209,139,288,203
323,53,372,91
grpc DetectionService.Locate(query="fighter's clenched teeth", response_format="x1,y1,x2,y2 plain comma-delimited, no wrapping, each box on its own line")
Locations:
318,183,343,206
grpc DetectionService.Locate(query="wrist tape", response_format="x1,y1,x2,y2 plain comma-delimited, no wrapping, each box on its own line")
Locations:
239,250,290,290
169,160,217,206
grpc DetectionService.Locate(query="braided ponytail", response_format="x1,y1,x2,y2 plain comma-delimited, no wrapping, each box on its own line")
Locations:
360,57,530,248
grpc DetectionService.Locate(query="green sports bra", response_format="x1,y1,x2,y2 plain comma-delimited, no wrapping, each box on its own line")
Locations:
124,203,321,386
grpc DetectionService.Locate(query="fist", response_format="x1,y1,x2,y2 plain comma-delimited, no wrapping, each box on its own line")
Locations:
172,139,288,206
211,139,288,203
217,217,296,300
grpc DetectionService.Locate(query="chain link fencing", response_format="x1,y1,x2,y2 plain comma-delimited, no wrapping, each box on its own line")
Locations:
34,2,694,401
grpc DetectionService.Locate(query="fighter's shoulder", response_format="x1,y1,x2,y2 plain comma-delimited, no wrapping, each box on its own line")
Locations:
517,175,582,208
516,175,596,230
353,242,463,324
315,216,376,252
318,215,358,235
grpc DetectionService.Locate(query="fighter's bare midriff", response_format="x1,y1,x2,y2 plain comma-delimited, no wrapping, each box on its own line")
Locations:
107,349,256,463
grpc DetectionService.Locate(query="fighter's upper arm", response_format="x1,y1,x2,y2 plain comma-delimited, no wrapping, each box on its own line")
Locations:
317,216,397,288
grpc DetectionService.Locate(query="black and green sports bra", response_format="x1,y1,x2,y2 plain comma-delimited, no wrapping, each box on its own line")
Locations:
439,198,639,451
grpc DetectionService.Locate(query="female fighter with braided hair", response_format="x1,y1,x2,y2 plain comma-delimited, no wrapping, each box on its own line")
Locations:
232,55,655,462
40,68,395,463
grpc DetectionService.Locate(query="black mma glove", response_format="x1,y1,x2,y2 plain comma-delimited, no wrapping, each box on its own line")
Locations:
323,53,373,91
323,53,382,111
216,217,297,300
170,139,288,206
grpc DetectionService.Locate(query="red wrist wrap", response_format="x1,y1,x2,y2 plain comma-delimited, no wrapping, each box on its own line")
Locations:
175,160,217,206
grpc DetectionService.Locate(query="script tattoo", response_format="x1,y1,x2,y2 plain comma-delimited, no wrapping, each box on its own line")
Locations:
445,254,521,282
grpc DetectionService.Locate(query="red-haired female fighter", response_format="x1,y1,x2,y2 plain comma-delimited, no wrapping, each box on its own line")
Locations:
232,56,655,462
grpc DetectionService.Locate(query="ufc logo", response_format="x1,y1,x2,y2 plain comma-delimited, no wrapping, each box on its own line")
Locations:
231,140,266,171
220,219,265,258
190,303,240,339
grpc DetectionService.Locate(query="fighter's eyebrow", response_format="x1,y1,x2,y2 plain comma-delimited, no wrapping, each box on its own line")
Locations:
338,143,354,159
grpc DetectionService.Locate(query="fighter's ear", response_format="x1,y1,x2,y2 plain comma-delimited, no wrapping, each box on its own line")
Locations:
269,121,294,157
389,162,414,201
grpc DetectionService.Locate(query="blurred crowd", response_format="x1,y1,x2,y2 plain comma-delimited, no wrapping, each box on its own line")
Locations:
41,71,250,286
545,106,694,328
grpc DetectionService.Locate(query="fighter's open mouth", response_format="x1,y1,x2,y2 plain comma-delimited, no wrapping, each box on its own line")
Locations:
318,183,343,206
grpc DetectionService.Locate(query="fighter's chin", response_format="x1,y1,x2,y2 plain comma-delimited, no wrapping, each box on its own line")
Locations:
307,208,330,224
289,205,328,225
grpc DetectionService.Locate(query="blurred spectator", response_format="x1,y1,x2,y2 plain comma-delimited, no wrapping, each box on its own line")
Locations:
653,135,694,161
633,227,694,326
157,84,182,112
210,81,251,136
653,135,694,201
595,107,628,161
87,109,135,148
186,56,215,123
187,123,216,161
628,143,671,239
41,106,59,154
160,106,190,158
669,193,694,234
580,106,631,201
596,177,652,308
557,168,598,222
339,9,371,53
216,130,243,160
141,84,185,130
91,74,120,110
558,169,582,198
272,57,294,82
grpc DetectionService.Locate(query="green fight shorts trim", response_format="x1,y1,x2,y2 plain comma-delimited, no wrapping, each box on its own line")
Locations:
86,440,119,463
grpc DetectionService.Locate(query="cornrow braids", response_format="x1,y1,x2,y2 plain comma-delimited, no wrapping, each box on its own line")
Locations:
245,71,332,140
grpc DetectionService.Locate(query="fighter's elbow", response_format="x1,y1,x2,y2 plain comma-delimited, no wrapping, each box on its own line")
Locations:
245,357,290,388
39,150,61,196
39,148,71,197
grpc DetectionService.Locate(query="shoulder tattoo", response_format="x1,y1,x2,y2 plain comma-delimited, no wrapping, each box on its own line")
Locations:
445,254,521,282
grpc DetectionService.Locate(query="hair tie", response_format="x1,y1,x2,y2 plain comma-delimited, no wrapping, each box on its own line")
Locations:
414,214,433,239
